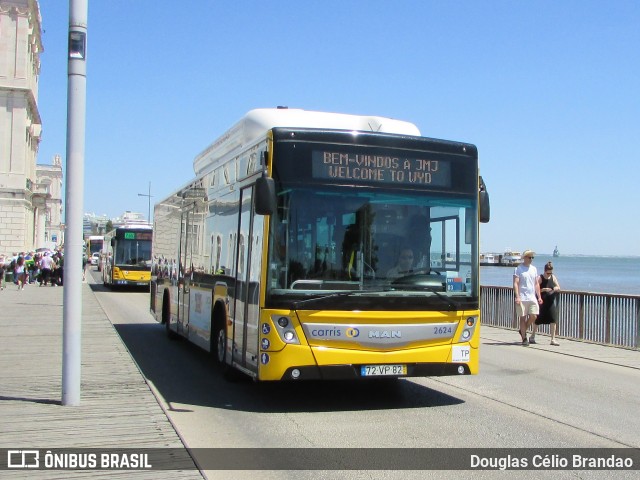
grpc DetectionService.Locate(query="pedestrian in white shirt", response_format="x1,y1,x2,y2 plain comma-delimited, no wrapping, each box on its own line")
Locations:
513,250,543,346
39,253,56,286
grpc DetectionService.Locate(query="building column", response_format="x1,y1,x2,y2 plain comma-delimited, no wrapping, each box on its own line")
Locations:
36,207,46,247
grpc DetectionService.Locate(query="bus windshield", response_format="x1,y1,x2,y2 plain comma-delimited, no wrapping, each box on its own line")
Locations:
115,238,152,267
266,186,478,310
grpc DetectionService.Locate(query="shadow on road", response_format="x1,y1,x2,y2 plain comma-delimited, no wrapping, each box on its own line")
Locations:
88,282,149,294
113,322,465,414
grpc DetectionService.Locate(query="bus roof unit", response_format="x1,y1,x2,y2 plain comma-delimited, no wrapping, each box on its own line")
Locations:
193,108,421,176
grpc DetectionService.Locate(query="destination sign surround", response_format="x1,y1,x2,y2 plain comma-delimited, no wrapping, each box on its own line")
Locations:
312,151,452,188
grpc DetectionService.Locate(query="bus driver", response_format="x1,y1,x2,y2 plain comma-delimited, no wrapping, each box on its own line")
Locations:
386,247,415,279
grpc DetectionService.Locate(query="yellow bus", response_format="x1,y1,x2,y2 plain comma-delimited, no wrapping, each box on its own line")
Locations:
102,224,153,288
150,108,490,381
86,235,104,256
86,235,105,271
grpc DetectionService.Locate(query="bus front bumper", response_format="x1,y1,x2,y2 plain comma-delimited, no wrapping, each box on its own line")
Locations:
279,362,471,381
258,343,478,381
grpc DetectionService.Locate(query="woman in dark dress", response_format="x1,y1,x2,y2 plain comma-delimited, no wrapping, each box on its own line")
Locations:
530,262,561,346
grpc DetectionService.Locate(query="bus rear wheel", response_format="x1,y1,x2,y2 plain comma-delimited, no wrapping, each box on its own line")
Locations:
213,320,226,365
163,294,178,340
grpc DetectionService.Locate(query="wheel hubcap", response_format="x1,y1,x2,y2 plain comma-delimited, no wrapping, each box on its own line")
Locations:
217,329,225,363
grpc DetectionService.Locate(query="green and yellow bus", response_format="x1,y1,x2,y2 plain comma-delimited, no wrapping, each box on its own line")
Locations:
102,224,153,288
151,108,490,381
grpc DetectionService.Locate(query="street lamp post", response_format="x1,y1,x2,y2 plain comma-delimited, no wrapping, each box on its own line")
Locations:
138,182,152,224
63,0,88,406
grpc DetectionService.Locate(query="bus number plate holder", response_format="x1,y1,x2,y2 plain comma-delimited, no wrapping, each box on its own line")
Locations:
360,364,407,377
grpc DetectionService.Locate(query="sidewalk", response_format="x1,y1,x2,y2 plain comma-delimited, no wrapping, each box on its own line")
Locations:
0,280,203,479
480,324,640,369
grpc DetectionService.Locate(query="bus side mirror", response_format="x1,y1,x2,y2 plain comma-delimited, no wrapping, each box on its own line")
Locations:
479,176,490,223
255,176,276,216
111,238,116,247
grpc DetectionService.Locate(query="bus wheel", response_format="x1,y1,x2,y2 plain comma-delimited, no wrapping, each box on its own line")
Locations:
213,321,242,381
163,295,178,340
213,320,226,364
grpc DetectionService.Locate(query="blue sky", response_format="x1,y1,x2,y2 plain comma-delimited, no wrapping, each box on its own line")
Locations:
36,1,640,256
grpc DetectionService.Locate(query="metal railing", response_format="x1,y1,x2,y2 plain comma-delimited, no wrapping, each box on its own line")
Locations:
480,286,640,350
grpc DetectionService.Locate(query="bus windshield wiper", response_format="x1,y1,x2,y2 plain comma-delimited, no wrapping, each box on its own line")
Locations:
429,289,461,311
292,291,363,310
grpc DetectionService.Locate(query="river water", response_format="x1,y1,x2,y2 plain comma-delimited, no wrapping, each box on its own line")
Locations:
480,255,640,296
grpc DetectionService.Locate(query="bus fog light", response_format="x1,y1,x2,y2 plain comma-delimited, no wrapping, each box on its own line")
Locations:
291,369,301,379
284,331,295,342
277,317,289,327
462,329,471,340
457,366,465,374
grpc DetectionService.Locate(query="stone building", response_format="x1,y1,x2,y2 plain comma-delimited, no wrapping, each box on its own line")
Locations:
0,0,44,253
35,154,64,248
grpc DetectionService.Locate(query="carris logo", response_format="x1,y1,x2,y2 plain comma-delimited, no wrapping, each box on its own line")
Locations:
368,330,402,339
345,327,359,338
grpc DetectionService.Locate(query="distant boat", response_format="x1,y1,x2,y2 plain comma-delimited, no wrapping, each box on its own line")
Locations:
553,246,560,257
480,253,499,265
502,249,522,266
480,250,522,267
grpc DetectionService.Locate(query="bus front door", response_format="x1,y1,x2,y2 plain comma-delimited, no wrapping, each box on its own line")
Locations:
178,209,193,335
232,186,262,374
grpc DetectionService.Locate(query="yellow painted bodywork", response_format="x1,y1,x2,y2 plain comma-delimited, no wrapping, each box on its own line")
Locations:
112,267,151,283
257,308,480,381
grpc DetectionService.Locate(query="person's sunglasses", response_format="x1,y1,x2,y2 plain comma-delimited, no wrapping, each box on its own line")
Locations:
525,256,534,259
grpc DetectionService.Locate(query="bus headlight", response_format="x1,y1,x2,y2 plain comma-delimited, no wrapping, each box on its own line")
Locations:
277,317,289,327
457,316,478,343
270,315,300,345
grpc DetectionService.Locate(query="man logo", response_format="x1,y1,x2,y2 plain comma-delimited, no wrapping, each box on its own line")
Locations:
369,330,402,339
345,327,360,338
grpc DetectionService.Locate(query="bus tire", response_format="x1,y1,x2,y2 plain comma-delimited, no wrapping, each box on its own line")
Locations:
163,292,178,340
211,307,226,365
211,304,241,381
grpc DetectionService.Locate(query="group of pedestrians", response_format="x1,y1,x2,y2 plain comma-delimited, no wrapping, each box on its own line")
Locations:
0,250,64,290
513,249,561,346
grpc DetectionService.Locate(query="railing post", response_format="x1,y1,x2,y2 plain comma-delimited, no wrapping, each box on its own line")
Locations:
578,294,585,341
605,296,611,345
635,298,640,350
556,293,562,337
511,287,517,329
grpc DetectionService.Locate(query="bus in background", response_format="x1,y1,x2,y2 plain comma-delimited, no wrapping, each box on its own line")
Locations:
150,108,490,382
86,235,104,270
102,224,153,288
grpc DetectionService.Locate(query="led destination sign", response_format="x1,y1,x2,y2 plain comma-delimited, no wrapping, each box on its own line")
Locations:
312,151,452,188
123,232,153,240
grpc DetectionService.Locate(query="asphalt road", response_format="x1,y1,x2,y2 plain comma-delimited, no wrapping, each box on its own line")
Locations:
87,269,639,480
